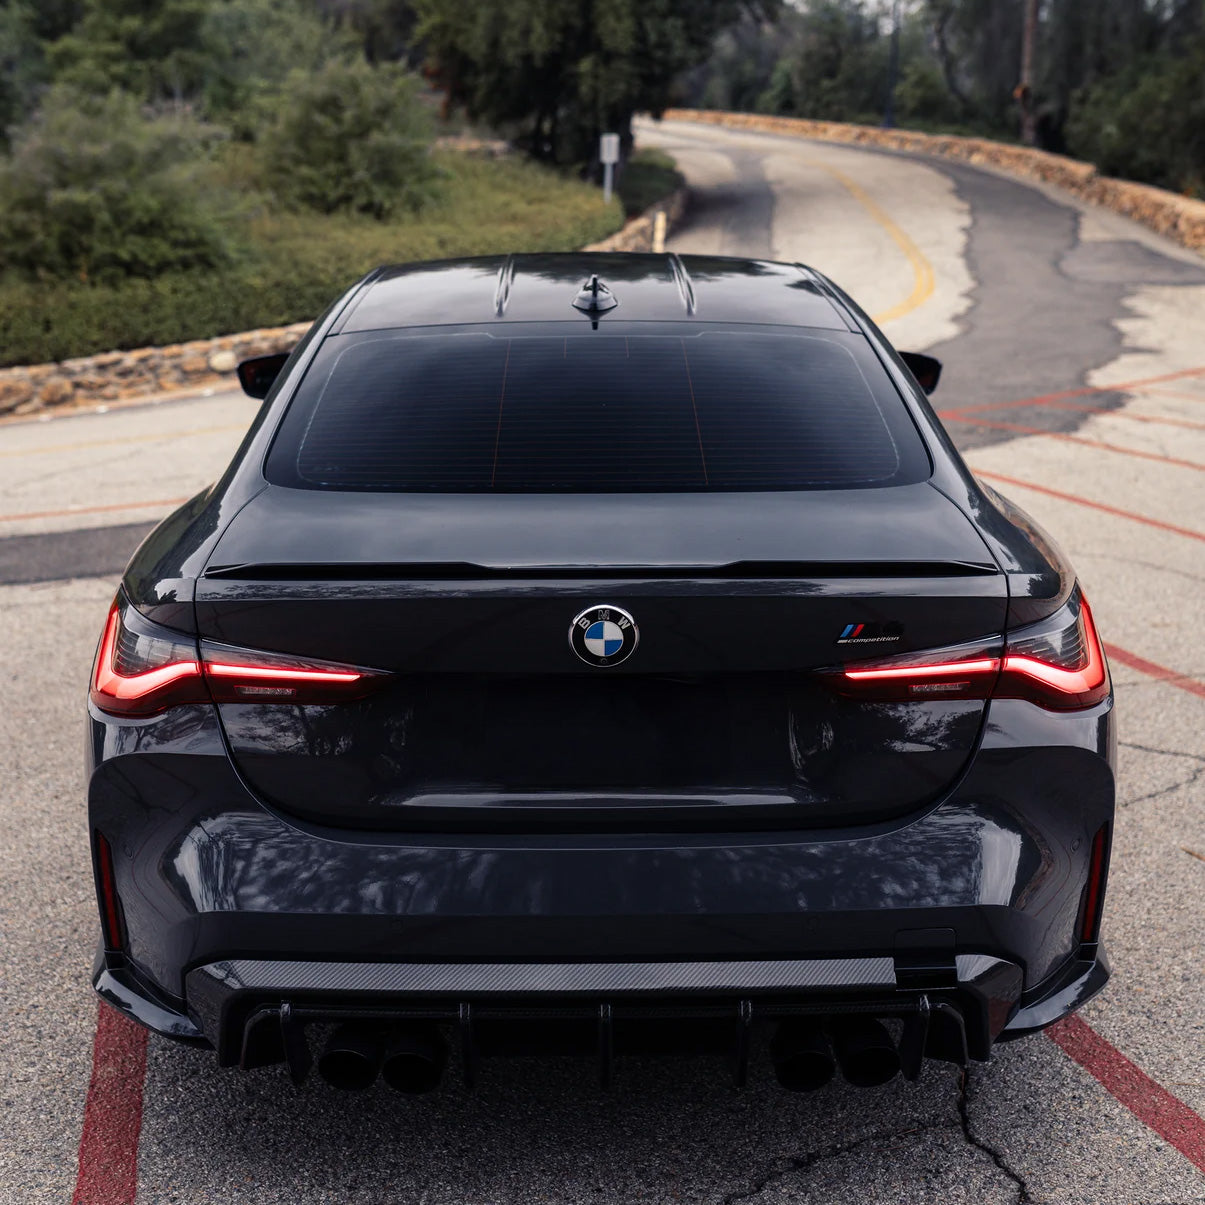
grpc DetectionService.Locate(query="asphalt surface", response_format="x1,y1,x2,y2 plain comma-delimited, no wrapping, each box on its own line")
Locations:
1,117,1203,1204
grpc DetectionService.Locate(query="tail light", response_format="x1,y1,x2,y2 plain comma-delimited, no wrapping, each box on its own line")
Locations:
829,590,1109,711
90,596,389,718
90,600,205,716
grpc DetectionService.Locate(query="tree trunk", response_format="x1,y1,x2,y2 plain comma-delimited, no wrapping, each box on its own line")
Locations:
1017,0,1039,146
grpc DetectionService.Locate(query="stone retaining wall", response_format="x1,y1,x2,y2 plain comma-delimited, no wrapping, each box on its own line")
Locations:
0,187,690,419
662,109,1205,254
583,186,689,252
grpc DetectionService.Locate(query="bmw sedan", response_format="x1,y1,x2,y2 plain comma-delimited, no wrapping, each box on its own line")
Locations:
87,253,1113,1093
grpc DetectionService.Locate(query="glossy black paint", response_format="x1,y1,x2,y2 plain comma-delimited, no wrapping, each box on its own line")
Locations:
237,352,289,400
90,253,1115,1071
899,351,942,395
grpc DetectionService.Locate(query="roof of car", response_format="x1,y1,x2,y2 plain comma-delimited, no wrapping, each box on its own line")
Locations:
335,253,854,334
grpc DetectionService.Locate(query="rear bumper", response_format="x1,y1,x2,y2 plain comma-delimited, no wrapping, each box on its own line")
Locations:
88,696,1115,1065
94,944,1108,1076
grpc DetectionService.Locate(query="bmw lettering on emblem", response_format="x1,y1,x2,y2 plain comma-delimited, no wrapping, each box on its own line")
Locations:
569,604,639,667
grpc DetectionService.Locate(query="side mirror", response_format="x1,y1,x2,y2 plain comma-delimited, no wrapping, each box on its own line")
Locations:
900,351,942,395
237,352,291,400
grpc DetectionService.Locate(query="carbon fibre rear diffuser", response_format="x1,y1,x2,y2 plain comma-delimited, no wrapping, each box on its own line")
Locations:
237,993,974,1090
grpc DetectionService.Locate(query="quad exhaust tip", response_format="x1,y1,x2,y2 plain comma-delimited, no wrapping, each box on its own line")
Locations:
770,1020,836,1092
317,1023,447,1093
317,1023,387,1091
772,1017,901,1091
829,1016,901,1088
382,1023,447,1094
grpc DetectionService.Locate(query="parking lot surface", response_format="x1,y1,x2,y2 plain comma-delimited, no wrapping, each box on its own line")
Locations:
1,118,1203,1203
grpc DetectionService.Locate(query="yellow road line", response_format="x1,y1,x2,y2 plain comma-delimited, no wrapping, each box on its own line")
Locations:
805,161,936,325
0,424,247,459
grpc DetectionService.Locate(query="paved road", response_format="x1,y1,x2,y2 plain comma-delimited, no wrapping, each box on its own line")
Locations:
2,117,1204,1204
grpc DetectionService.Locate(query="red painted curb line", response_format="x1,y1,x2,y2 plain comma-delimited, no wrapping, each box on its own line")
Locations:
1047,1015,1205,1175
72,1003,146,1205
1105,643,1205,702
950,365,1205,417
946,414,1205,472
975,470,1205,543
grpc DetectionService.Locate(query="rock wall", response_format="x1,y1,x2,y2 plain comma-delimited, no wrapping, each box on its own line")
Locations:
0,188,690,419
583,186,689,252
0,324,312,419
661,109,1205,254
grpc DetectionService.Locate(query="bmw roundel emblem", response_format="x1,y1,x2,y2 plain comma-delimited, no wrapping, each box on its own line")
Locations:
569,604,639,667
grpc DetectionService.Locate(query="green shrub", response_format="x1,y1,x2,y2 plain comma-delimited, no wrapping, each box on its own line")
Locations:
0,88,237,283
0,152,622,366
260,59,442,218
1065,39,1205,198
199,0,359,138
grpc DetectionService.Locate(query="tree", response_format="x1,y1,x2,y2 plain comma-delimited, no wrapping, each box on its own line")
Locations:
1065,32,1205,196
412,0,779,165
0,2,47,139
260,58,441,217
0,87,235,281
199,0,357,133
48,0,213,103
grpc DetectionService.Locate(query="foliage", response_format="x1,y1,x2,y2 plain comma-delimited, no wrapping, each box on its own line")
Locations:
48,0,213,103
779,0,889,122
0,3,47,139
0,152,622,365
678,0,1204,194
0,88,236,283
199,0,356,134
413,0,780,166
1065,35,1205,197
260,58,441,217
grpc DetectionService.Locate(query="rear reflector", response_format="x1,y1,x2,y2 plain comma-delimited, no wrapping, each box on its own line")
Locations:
94,831,126,952
1079,823,1110,943
90,595,389,717
830,590,1109,711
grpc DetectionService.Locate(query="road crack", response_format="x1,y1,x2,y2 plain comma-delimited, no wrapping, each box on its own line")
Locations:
1117,740,1205,808
718,1119,949,1204
959,1068,1034,1205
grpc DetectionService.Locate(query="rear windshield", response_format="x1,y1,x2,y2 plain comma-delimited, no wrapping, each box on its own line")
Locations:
265,328,930,492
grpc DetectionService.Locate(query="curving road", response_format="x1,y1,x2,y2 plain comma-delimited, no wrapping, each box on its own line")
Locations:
2,117,1204,1205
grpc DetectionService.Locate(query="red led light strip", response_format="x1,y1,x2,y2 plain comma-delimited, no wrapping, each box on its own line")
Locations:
205,663,361,684
844,657,999,682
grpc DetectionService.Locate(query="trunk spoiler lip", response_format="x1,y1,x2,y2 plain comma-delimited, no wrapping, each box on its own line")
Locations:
201,558,1000,582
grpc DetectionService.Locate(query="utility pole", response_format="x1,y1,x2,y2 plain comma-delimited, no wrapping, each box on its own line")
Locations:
1016,0,1039,146
883,0,902,129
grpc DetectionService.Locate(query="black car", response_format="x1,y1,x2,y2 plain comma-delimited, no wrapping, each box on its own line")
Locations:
87,253,1113,1094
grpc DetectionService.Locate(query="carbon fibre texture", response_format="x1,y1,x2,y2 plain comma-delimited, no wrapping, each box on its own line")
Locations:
198,956,897,998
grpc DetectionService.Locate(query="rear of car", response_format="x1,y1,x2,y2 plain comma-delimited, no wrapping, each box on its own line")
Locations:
86,254,1113,1092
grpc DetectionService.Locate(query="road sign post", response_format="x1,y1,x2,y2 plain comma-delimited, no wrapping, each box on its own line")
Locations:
600,132,620,204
